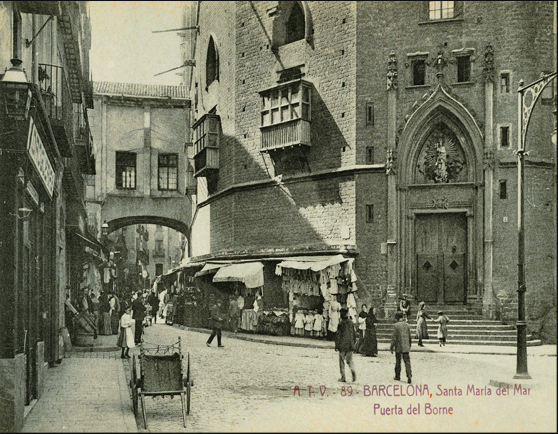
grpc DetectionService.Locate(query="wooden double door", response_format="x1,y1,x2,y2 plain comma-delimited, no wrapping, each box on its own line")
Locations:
415,213,467,304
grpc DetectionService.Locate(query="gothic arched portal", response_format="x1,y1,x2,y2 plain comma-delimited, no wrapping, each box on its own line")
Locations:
395,85,484,307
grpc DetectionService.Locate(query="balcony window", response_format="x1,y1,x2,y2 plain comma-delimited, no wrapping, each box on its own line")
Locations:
429,1,454,20
158,153,178,191
116,152,136,189
260,80,311,151
192,113,220,177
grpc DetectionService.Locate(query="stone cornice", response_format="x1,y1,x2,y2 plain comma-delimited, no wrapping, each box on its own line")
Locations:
197,164,385,208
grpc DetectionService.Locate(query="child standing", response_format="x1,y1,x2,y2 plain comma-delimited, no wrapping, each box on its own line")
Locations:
304,310,314,337
116,304,135,358
294,308,305,336
435,310,450,347
313,311,324,338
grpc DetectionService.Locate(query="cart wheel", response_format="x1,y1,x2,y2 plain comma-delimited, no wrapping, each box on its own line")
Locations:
132,383,139,416
130,355,137,390
131,355,138,416
186,353,192,414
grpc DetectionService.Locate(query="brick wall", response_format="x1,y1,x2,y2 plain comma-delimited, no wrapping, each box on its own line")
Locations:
190,1,556,341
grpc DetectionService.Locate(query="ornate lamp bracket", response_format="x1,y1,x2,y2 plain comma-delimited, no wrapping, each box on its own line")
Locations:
519,72,557,149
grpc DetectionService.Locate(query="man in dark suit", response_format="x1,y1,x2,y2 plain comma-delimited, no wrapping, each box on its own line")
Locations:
390,311,412,384
335,308,357,382
206,301,224,347
132,291,146,344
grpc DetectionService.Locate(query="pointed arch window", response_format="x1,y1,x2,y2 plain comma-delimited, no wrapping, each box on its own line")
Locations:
206,36,219,86
286,2,305,44
272,1,311,48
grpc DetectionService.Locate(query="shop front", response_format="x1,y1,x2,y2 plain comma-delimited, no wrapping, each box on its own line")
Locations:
275,255,359,338
0,85,60,430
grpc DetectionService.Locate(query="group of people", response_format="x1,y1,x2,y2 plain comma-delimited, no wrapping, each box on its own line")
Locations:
79,287,154,359
414,301,450,347
336,297,450,385
80,289,122,337
333,303,379,383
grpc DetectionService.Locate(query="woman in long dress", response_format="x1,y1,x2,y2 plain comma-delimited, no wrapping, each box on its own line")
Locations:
116,304,135,358
361,307,378,357
415,301,431,347
435,311,450,346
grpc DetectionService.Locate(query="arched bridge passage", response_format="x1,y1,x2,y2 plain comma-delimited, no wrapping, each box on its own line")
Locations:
104,216,190,239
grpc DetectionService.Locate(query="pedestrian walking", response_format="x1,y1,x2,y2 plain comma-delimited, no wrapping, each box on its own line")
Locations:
109,292,120,334
415,301,431,347
390,311,412,384
132,291,146,344
335,308,357,383
116,303,135,358
435,310,450,346
148,290,159,324
99,291,112,335
206,302,224,347
361,307,378,357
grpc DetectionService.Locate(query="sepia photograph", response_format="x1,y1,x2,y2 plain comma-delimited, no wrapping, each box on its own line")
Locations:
0,1,556,432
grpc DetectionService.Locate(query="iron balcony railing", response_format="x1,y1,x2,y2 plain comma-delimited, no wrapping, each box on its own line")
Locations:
39,63,74,156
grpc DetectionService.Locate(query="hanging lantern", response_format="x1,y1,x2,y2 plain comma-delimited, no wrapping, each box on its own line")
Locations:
0,59,32,121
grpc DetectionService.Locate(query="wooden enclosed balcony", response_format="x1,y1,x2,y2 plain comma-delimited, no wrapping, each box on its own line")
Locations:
260,118,311,151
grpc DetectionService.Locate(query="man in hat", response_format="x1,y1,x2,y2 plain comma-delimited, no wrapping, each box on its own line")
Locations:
390,311,412,384
206,301,224,348
335,308,357,382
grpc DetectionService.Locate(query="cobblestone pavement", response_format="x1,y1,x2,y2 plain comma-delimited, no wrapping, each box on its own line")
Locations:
124,324,556,432
21,355,136,433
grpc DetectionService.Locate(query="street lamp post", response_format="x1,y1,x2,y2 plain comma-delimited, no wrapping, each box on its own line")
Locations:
515,71,556,379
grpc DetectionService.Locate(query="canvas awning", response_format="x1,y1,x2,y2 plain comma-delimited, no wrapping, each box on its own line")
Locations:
194,262,230,277
212,262,265,288
275,254,349,273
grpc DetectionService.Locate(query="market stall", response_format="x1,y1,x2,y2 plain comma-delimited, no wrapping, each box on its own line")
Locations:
275,255,358,338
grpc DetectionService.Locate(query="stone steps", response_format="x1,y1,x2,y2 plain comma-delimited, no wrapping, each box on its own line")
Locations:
375,338,542,347
375,310,541,346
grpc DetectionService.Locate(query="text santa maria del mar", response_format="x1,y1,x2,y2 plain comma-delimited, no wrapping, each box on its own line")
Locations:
293,383,531,416
294,383,530,398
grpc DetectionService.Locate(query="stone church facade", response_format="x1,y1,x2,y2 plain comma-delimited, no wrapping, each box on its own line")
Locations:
182,1,556,342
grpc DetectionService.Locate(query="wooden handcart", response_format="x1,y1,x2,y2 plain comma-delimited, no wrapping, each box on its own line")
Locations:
130,337,193,428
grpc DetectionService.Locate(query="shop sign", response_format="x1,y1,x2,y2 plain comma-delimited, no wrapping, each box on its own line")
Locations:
27,117,55,198
26,181,39,206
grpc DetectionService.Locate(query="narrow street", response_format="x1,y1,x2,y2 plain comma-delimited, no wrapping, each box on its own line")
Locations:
124,323,557,432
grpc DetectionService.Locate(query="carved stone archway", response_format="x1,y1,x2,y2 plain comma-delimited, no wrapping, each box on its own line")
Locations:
396,85,484,307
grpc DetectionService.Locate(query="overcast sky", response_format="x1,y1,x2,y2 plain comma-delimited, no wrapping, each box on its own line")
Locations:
89,1,186,86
